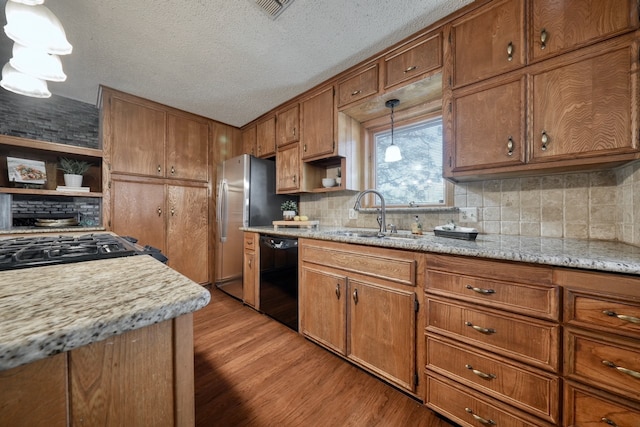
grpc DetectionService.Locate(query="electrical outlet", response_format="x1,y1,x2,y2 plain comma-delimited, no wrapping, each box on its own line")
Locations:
348,208,358,220
459,207,478,223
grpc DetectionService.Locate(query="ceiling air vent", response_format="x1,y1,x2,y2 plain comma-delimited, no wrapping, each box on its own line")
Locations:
254,0,293,20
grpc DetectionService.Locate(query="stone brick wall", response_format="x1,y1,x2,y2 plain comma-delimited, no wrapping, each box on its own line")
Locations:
0,89,99,149
11,196,101,227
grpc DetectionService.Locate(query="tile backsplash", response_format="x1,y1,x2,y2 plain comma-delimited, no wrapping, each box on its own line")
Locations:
300,161,640,246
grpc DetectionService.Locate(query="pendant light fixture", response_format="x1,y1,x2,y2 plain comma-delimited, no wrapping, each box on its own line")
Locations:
1,0,72,98
384,99,402,163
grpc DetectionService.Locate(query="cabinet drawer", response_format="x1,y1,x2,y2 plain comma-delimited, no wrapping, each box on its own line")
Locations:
565,289,640,339
337,64,378,108
565,327,640,402
244,233,257,250
426,335,559,423
426,297,559,372
564,381,640,427
384,31,441,89
300,240,416,286
427,270,559,320
426,374,555,427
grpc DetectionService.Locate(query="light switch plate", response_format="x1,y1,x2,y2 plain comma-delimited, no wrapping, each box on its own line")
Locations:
459,207,478,223
349,208,358,220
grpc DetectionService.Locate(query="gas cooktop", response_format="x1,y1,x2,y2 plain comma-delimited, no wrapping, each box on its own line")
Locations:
0,233,166,271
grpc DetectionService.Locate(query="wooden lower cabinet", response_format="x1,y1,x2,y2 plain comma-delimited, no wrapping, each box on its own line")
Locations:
564,381,640,426
111,178,209,284
242,232,259,307
425,255,560,425
299,239,421,394
0,315,194,427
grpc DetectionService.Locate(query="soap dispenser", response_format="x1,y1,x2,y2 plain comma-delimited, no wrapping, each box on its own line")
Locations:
411,215,423,235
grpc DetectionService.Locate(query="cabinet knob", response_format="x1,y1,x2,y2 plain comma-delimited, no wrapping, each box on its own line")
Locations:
157,207,162,216
352,288,358,304
541,130,549,151
335,283,341,299
171,166,175,175
506,41,514,62
540,28,548,50
404,65,418,73
351,89,361,96
157,165,162,174
464,408,496,426
506,137,514,157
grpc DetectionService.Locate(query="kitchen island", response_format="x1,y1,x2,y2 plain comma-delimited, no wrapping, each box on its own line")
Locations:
0,255,210,427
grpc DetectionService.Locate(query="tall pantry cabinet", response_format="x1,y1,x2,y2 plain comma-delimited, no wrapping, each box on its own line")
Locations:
100,87,215,285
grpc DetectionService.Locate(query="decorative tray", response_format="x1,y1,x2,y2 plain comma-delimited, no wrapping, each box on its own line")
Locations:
433,224,478,241
272,220,319,230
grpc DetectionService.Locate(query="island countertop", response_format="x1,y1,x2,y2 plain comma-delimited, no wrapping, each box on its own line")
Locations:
0,255,210,371
243,226,640,276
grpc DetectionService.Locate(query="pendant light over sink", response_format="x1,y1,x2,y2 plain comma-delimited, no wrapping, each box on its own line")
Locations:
1,0,72,98
384,99,402,163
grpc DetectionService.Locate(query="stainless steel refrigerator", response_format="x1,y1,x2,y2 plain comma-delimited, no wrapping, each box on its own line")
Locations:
215,154,295,299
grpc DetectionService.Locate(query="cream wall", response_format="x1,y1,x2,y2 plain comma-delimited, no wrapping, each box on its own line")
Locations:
299,161,640,246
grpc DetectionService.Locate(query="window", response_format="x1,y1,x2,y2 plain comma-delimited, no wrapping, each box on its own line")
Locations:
372,117,447,207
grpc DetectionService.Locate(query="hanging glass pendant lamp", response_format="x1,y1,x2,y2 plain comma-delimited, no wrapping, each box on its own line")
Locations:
384,99,402,163
4,1,72,55
0,62,51,98
10,43,66,81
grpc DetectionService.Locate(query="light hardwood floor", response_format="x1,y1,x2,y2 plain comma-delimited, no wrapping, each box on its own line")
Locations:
194,288,457,427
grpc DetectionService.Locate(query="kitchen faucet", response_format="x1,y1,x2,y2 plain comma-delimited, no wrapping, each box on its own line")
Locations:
353,189,387,235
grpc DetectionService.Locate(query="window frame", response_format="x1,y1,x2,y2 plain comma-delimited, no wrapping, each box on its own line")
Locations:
363,110,453,209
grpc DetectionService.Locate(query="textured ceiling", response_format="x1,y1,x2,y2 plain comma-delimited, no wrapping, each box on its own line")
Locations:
0,0,473,127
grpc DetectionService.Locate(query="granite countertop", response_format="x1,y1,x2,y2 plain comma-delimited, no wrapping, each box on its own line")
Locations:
243,225,640,276
0,255,210,371
0,226,106,235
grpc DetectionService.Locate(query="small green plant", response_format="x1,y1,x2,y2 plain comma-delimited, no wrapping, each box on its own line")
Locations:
281,200,297,212
336,167,341,178
58,157,91,175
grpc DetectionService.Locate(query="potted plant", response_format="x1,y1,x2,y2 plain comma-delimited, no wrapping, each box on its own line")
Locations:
58,157,91,187
281,200,297,221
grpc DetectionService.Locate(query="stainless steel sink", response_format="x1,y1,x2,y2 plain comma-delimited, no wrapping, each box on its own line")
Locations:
328,230,382,238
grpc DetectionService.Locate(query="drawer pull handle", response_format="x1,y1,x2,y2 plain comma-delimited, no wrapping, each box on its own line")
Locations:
353,288,358,304
351,89,361,96
465,364,496,379
601,418,619,427
602,360,640,379
465,321,496,335
404,65,418,73
540,28,548,50
466,285,495,295
541,130,549,151
602,310,640,324
506,41,514,62
335,283,341,300
464,408,496,425
506,136,514,156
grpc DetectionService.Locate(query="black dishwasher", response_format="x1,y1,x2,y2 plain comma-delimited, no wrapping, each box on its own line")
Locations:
259,235,298,331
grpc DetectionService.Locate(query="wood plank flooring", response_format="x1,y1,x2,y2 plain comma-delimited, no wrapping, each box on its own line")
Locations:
194,288,457,427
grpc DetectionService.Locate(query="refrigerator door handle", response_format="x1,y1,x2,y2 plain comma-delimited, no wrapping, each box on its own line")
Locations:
217,179,228,242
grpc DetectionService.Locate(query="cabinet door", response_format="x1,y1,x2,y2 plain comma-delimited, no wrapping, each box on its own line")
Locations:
256,116,276,158
275,143,300,193
276,104,300,147
301,86,335,161
110,97,166,177
166,113,209,182
111,180,166,252
166,185,209,284
531,42,637,162
243,250,255,307
300,267,347,354
448,75,526,174
384,31,442,89
451,0,525,88
530,0,638,62
348,279,417,392
337,64,378,108
241,125,256,157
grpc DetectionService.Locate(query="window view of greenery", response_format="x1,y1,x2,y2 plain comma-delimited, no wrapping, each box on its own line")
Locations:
374,117,445,206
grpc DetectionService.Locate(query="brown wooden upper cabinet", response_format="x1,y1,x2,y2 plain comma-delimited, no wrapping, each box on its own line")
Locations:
256,115,276,158
529,0,639,62
241,125,256,157
107,90,209,182
384,30,442,90
450,0,526,89
301,86,336,161
276,143,300,193
276,103,300,147
337,63,379,108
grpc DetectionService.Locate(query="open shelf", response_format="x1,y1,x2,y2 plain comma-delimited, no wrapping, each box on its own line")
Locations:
0,188,103,198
